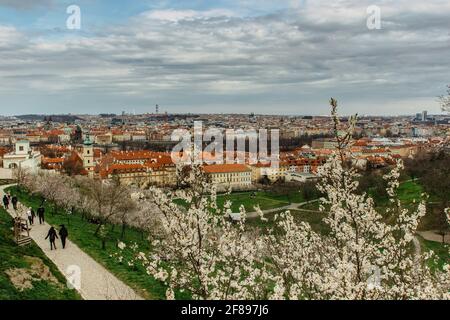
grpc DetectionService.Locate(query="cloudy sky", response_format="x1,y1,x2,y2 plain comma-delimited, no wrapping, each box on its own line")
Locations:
0,0,449,116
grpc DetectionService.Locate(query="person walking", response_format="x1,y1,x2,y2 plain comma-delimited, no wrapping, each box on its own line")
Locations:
59,225,69,249
26,207,34,226
2,195,9,209
37,206,45,224
45,227,58,250
11,196,18,210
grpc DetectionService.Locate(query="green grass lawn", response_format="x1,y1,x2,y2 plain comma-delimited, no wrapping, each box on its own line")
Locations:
418,237,450,271
247,209,329,236
7,180,447,299
178,180,432,215
175,190,305,213
397,181,425,203
6,186,174,300
300,201,321,211
0,207,81,300
216,190,304,213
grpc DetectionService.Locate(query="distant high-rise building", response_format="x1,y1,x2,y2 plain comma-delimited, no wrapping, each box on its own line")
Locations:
422,110,428,121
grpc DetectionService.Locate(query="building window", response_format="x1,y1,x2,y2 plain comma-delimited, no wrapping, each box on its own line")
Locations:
19,146,24,151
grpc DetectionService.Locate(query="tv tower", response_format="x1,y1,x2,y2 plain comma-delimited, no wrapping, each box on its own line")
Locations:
155,104,159,114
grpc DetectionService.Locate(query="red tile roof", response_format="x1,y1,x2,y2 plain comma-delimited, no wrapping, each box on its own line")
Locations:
203,164,251,174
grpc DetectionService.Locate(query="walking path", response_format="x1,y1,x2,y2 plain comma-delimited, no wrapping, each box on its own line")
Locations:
417,231,450,244
412,236,422,258
246,199,320,218
1,185,142,300
245,197,426,258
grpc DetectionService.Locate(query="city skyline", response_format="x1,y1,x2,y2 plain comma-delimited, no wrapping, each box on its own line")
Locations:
0,0,449,116
0,108,443,118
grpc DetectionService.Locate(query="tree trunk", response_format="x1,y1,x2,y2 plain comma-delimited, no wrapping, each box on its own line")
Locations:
121,223,126,240
94,222,103,236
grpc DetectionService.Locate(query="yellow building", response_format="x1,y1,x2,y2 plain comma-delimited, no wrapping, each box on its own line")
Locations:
203,164,252,190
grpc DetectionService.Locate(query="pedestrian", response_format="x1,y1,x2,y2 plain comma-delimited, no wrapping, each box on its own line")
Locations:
45,226,58,250
37,206,45,224
11,196,18,210
26,207,34,226
59,225,69,249
2,195,9,209
31,208,36,223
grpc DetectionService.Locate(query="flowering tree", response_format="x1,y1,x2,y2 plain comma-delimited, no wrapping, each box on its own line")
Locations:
13,166,31,188
439,85,450,113
132,164,270,300
110,195,137,240
15,98,448,300
125,189,164,239
77,176,134,236
24,172,69,215
113,99,449,300
438,85,450,229
57,178,82,225
265,99,450,300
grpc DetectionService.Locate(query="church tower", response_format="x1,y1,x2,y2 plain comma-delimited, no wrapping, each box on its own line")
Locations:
82,133,95,176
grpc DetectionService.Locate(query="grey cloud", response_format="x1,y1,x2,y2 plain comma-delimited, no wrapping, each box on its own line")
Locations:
0,1,449,115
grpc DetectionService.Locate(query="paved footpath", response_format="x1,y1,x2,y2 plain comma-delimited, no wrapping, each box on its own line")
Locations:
417,231,450,244
246,199,321,218
1,185,142,300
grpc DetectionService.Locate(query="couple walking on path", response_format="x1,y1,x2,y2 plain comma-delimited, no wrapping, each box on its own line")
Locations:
25,205,46,225
45,225,69,250
1,186,143,300
2,194,17,210
25,206,46,225
3,193,68,251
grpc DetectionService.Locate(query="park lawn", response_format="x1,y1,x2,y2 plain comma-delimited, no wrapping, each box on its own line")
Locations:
247,209,329,236
300,201,321,211
174,190,305,213
397,181,425,203
6,186,179,300
217,192,288,212
0,208,81,300
216,190,304,213
418,237,450,272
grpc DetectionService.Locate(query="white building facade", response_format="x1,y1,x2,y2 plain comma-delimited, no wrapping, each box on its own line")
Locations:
2,140,42,173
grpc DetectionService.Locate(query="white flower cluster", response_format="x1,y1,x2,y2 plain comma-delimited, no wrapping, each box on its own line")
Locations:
119,155,449,300
20,100,450,300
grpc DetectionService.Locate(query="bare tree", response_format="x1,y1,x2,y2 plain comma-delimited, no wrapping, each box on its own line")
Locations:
80,177,133,236
12,165,31,188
